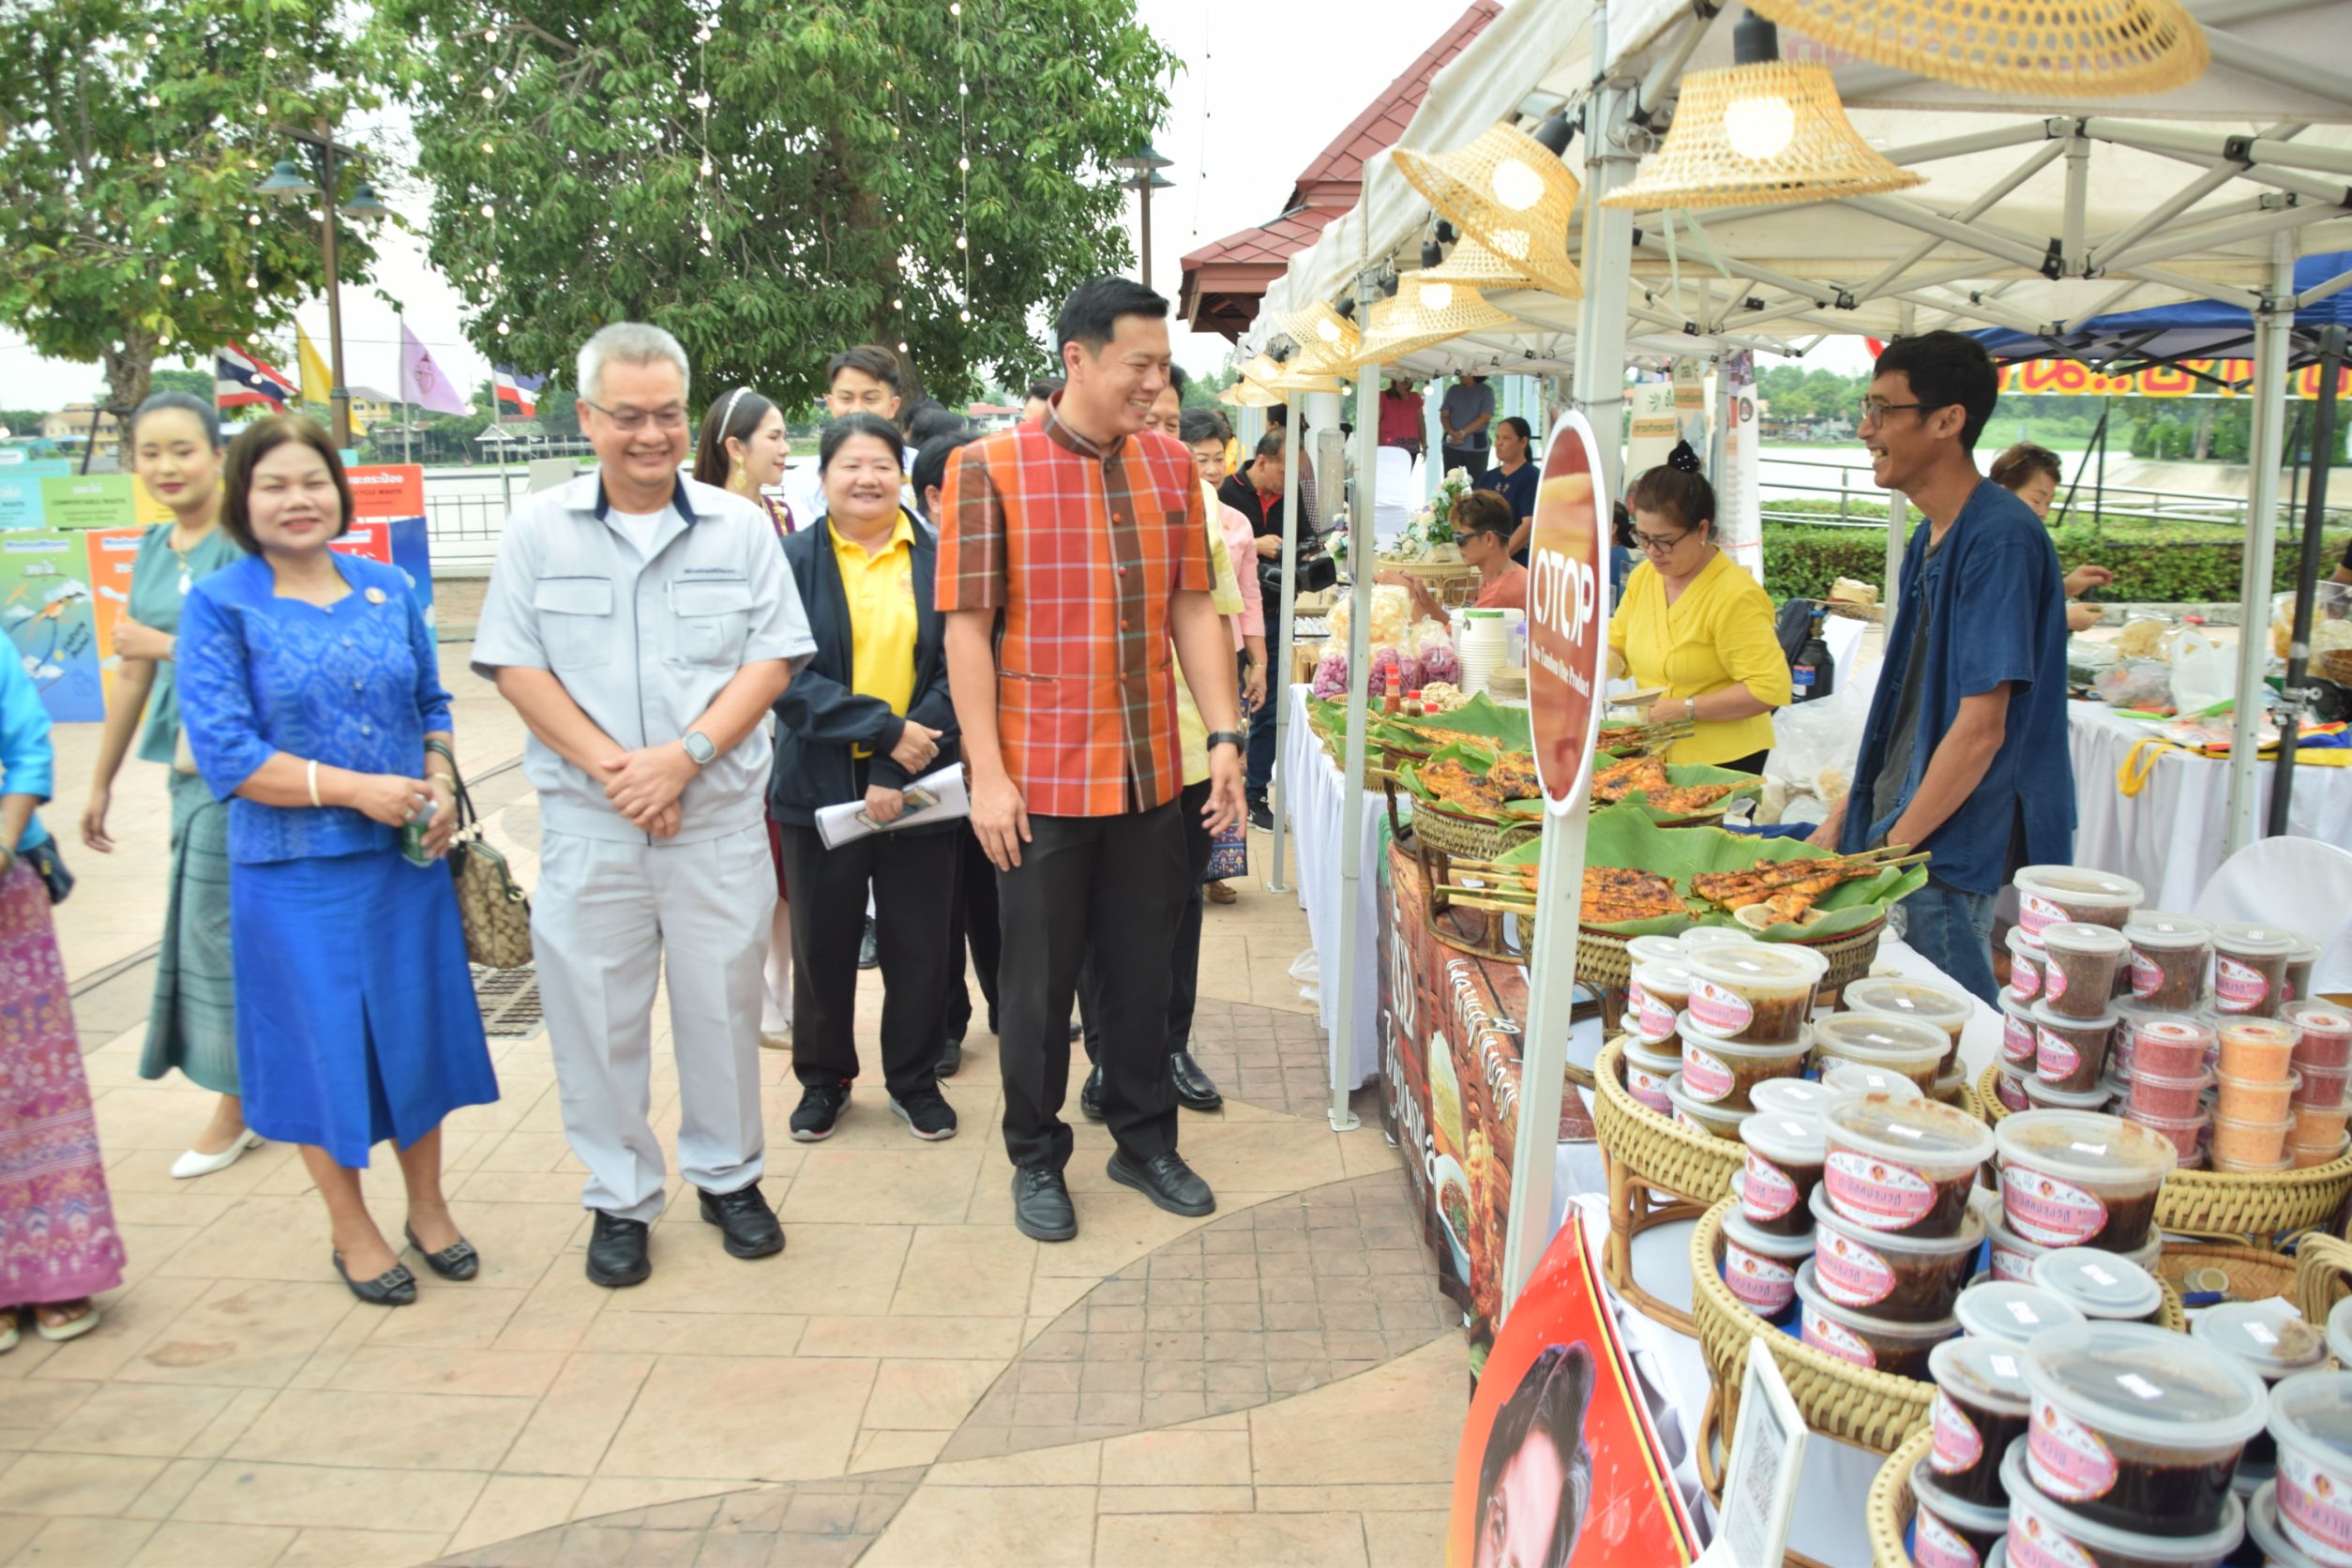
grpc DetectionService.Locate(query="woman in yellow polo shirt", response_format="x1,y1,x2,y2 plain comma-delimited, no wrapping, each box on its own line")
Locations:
1607,444,1791,774
770,414,962,1144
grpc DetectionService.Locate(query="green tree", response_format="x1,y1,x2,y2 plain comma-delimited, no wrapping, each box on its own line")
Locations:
371,0,1173,407
146,366,215,401
0,410,52,437
0,0,383,417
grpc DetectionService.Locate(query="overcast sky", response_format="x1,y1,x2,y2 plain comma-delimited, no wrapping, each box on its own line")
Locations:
2,0,1863,410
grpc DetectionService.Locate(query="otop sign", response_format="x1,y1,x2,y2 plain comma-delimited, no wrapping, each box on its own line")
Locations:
1527,413,1610,813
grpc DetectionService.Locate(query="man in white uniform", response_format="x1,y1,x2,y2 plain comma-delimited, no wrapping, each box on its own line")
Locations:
473,322,814,1287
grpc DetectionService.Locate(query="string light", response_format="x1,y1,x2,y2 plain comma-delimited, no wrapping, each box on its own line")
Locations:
955,0,972,330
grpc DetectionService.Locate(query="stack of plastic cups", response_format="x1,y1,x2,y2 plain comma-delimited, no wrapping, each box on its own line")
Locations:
2120,1017,2217,1169
2212,1018,2304,1173
1622,944,1690,1116
2284,1002,2352,1169
1456,610,1507,700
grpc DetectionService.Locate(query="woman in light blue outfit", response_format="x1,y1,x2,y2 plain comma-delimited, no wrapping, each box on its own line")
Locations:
178,415,496,1308
80,392,251,1181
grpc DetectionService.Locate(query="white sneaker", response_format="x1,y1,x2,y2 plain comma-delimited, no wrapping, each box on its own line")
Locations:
171,1130,263,1180
760,1027,793,1051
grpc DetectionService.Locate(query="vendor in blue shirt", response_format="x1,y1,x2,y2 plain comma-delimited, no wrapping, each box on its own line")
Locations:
1476,416,1540,567
1809,332,2073,1005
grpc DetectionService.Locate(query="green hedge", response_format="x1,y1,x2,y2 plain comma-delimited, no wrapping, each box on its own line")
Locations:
1759,512,2351,606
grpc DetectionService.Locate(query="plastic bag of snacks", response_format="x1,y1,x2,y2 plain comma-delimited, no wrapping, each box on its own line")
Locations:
1418,633,1461,688
1310,644,1348,701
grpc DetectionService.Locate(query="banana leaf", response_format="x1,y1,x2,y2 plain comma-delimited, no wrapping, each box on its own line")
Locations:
1494,803,1929,939
1597,761,1767,825
1365,693,1531,752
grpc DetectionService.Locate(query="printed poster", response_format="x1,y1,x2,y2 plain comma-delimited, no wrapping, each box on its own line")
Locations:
0,532,104,721
39,474,139,532
83,528,145,712
1717,350,1763,581
329,522,395,567
1445,1216,1703,1566
1625,383,1681,484
0,461,74,531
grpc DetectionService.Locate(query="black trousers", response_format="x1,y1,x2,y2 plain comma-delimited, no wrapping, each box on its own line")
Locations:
1720,748,1771,776
778,821,957,1101
1441,443,1488,478
944,826,1002,1039
1080,779,1213,1068
996,801,1187,1171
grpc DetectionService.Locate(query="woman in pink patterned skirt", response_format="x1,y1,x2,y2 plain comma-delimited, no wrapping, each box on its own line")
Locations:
0,647,125,1349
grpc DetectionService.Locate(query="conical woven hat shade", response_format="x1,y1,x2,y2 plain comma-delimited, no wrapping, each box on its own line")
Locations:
1219,379,1279,408
1602,62,1925,211
1395,124,1583,298
1354,289,1514,369
1743,0,2206,96
1255,368,1349,395
1418,234,1536,291
1274,301,1364,378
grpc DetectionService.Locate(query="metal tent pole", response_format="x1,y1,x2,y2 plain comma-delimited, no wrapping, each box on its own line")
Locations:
1328,272,1383,1136
1881,303,1916,602
1265,392,1306,897
1425,377,1446,497
2224,237,2299,853
2268,325,2344,838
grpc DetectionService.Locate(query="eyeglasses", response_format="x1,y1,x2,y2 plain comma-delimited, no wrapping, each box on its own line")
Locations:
1859,397,1929,426
584,399,689,432
1635,527,1691,553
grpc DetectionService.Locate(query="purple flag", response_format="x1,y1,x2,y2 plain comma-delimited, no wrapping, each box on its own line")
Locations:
399,321,468,415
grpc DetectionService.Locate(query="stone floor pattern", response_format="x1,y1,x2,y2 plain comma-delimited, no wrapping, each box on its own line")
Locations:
3,655,1469,1568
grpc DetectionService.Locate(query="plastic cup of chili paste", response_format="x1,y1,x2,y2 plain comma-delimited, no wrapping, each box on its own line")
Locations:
1631,960,1695,1043
1823,1095,1994,1239
2266,1371,2352,1568
1998,1064,2034,1113
2123,912,2213,1012
1677,926,1756,956
1683,943,1829,1045
2126,1064,2209,1123
1912,1454,2013,1566
2028,1248,2164,1327
1626,934,1686,968
2001,1439,2248,1568
2031,1003,2119,1093
2011,928,2049,1004
2286,941,2320,1009
1807,1184,1982,1320
1739,1113,1825,1236
2220,1018,2303,1081
2296,1063,2352,1114
1931,1334,2038,1507
2193,1304,2328,1475
1846,975,1975,1079
2250,1480,2330,1568
2014,866,2145,939
2285,1003,2352,1073
1824,1063,1927,1104
2041,924,2132,1022
1719,1199,1815,1324
2122,1106,2209,1164
2023,1076,2115,1115
2214,925,2303,1018
2291,1134,2349,1170
1678,1016,1809,1108
2218,1069,2302,1123
1954,1280,2084,1348
2123,1014,2217,1080
1813,1013,1950,1094
1983,1208,2161,1286
1993,1110,2175,1253
1621,1039,1681,1115
2021,1321,2269,1537
2002,997,2042,1069
1793,1260,1956,1380
1665,1072,1747,1141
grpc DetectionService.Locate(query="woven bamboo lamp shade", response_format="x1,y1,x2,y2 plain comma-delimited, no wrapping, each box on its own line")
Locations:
1742,0,2207,97
1416,234,1538,292
1601,61,1925,210
1273,301,1363,378
1394,123,1584,298
1352,289,1514,369
1256,367,1349,395
1218,378,1279,408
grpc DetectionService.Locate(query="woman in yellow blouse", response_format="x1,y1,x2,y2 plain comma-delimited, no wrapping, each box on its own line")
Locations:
1606,445,1791,774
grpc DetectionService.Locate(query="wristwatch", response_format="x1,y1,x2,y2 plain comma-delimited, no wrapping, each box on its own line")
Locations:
681,731,717,766
1206,730,1248,755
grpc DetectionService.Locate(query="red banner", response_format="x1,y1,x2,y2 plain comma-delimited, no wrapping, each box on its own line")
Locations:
1999,359,2352,399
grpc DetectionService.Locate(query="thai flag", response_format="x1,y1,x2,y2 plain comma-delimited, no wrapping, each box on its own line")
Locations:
493,367,546,418
216,341,297,411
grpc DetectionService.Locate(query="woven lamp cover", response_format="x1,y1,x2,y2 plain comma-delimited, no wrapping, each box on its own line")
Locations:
1258,369,1349,395
1354,290,1515,369
1219,380,1279,408
1274,301,1364,378
1744,0,2207,97
1239,352,1285,384
1417,234,1537,291
1602,62,1925,211
1395,124,1584,299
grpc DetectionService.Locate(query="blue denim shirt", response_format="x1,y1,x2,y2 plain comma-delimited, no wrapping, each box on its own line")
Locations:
178,553,454,865
0,649,53,852
1839,479,2074,895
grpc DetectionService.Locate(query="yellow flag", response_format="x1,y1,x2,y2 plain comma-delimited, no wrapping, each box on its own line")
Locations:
294,321,332,406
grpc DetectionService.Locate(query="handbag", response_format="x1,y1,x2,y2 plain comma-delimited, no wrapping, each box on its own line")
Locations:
21,839,71,905
439,749,533,970
1205,822,1248,883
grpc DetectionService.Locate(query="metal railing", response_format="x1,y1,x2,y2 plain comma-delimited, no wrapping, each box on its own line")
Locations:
1757,455,2352,534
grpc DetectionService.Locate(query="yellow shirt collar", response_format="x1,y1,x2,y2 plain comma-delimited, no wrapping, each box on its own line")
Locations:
829,510,914,561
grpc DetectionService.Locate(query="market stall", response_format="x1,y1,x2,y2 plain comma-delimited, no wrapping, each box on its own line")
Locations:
1280,681,1387,1089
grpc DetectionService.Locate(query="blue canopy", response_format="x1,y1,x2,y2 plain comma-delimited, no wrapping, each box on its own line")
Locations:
1973,252,2352,380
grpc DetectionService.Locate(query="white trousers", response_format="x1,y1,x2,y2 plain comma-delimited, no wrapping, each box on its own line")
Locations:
533,822,775,1222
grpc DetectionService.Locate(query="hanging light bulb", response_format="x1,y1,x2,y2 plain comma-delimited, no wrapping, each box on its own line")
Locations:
152,152,165,168
1489,157,1545,212
485,26,497,40
488,262,500,277
1723,90,1797,160
248,212,261,225
497,318,510,336
481,139,493,153
143,31,156,45
264,44,277,58
955,234,967,249
700,221,713,243
245,274,258,289
892,297,903,309
480,84,494,101
1417,279,1455,312
957,157,969,172
701,156,713,177
480,201,494,217
158,271,173,287
1317,318,1341,343
897,340,910,353
959,309,971,323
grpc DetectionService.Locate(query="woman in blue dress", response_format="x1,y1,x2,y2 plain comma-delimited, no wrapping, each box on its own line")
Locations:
80,392,253,1180
177,415,497,1307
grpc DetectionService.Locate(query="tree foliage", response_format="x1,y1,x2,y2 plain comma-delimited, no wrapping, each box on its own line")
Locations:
372,0,1174,406
0,0,382,415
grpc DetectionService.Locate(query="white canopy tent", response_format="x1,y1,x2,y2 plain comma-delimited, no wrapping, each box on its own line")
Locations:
1249,0,2352,1307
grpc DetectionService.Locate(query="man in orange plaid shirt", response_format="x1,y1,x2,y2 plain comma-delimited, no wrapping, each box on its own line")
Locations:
939,278,1246,1243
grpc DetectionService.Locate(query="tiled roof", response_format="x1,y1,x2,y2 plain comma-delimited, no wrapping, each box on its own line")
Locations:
1180,206,1341,272
1288,0,1500,201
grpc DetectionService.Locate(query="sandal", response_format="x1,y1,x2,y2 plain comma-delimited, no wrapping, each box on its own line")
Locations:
333,1252,418,1307
404,1223,480,1282
33,1301,100,1343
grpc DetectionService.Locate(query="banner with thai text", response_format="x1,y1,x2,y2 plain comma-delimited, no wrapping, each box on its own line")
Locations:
1999,359,2352,399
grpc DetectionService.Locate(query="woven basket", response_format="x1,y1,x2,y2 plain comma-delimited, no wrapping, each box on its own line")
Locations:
1393,122,1584,299
1354,291,1515,369
1741,0,2208,98
1577,911,1885,993
1863,1429,1935,1568
1406,795,1540,862
2158,1147,2352,1243
1594,1038,1745,1333
1601,62,1922,213
2296,1234,2352,1330
2158,1241,2299,1305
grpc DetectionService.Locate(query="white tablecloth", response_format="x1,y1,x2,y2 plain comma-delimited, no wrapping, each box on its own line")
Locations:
2067,700,2352,910
1281,684,1384,1088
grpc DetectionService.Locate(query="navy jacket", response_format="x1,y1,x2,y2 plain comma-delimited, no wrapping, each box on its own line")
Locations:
768,510,960,830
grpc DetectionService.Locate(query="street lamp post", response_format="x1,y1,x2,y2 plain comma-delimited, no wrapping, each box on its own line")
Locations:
1111,142,1175,292
257,122,385,451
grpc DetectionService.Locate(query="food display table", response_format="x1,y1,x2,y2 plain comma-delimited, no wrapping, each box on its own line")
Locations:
1279,682,1385,1089
2066,699,2352,909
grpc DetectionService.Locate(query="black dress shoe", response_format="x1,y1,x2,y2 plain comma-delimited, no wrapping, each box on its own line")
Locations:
937,1036,963,1078
404,1223,480,1281
333,1252,417,1307
858,918,880,970
1078,1063,1106,1122
1067,1020,1083,1044
1012,1167,1078,1243
1106,1151,1216,1217
699,1184,785,1259
1168,1049,1224,1113
586,1211,652,1288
